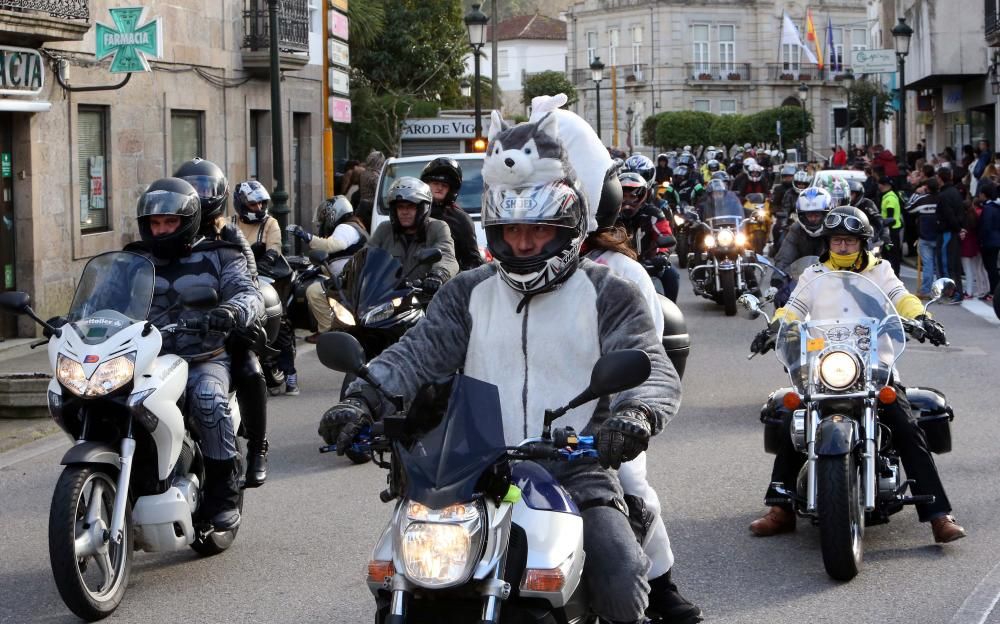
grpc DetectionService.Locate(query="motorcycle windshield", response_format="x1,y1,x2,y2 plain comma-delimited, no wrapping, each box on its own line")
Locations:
745,193,766,206
66,252,155,342
787,256,821,281
397,375,508,509
775,271,905,393
702,192,744,227
339,247,409,316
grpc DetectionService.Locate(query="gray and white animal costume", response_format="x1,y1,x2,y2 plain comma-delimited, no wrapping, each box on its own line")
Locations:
347,260,681,622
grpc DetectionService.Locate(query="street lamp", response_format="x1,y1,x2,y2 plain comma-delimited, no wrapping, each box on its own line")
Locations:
590,56,605,140
892,17,914,168
267,0,291,253
460,77,472,99
843,70,855,151
797,81,809,162
625,104,635,154
464,3,489,148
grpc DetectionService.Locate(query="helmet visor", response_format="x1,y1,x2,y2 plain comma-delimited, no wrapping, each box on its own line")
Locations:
136,190,199,218
823,212,867,235
482,183,582,229
180,174,226,200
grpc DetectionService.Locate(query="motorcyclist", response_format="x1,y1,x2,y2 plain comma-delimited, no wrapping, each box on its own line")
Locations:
127,177,264,530
420,157,484,271
319,178,682,624
771,187,832,293
233,180,299,396
175,158,270,488
292,196,370,343
848,178,889,249
368,177,459,291
770,165,797,219
770,166,800,256
624,154,657,187
618,171,681,302
727,153,744,178
674,165,704,208
747,207,967,544
655,153,673,184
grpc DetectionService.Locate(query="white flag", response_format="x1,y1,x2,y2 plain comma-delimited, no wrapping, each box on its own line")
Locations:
781,12,818,65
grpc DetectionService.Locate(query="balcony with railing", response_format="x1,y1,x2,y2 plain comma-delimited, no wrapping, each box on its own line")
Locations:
241,0,310,74
0,0,90,46
570,64,649,86
683,63,752,83
987,0,1000,46
765,63,857,82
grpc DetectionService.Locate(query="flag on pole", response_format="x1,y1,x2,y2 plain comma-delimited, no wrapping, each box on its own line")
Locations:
826,18,838,71
781,12,818,65
805,9,823,69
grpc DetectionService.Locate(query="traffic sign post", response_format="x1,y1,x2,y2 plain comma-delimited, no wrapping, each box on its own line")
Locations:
95,7,162,73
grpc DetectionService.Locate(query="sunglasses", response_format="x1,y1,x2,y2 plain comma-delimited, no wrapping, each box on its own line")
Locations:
624,187,645,199
823,212,866,234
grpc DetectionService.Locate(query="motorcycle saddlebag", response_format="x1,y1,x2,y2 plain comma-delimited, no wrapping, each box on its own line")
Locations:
760,388,794,455
907,386,954,454
260,282,283,344
658,295,690,380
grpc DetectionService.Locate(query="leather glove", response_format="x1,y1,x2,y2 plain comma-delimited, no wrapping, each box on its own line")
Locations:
206,305,236,336
421,275,443,294
319,397,373,454
769,276,785,289
751,326,777,355
917,314,947,346
286,224,313,243
596,401,654,470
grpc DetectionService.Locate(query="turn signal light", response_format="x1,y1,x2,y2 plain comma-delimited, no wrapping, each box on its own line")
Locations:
367,560,395,583
782,392,802,410
521,568,566,592
878,386,898,404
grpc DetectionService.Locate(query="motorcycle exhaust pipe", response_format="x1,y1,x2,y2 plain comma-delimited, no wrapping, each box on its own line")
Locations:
109,436,136,544
806,408,819,512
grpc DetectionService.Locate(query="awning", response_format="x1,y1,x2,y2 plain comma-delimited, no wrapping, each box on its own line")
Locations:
0,100,51,112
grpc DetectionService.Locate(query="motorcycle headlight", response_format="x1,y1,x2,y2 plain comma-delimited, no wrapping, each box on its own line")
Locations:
735,231,748,247
362,298,404,326
756,209,767,219
58,353,136,398
704,234,716,248
397,500,484,588
328,297,356,326
673,214,684,226
717,229,735,247
819,350,860,390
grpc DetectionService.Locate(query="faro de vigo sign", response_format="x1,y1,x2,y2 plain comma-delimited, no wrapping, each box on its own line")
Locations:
0,46,44,96
96,7,163,73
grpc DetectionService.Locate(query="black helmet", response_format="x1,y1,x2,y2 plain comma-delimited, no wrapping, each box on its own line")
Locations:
136,177,202,258
420,156,463,203
847,179,865,197
619,171,649,218
672,165,689,185
233,180,271,223
677,153,697,168
173,158,229,224
316,196,354,236
386,177,432,231
656,153,669,165
624,155,655,182
707,159,721,173
821,205,874,243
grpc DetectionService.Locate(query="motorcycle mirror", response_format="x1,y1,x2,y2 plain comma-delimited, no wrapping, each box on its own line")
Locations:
307,249,328,267
929,278,956,304
566,349,651,411
316,331,366,374
179,287,219,310
737,294,763,320
0,291,30,314
416,247,443,266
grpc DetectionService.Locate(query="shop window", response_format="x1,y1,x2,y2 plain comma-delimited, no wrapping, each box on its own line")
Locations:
78,106,110,233
171,110,204,174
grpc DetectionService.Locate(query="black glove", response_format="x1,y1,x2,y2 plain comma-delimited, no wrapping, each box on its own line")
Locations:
286,224,313,243
421,275,443,294
596,401,654,470
917,314,947,346
206,305,236,336
319,397,373,454
751,326,777,355
769,276,785,289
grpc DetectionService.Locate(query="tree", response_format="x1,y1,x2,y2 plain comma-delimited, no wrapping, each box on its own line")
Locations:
748,106,813,145
521,71,578,110
642,113,664,147
846,79,894,147
708,114,752,150
655,111,715,149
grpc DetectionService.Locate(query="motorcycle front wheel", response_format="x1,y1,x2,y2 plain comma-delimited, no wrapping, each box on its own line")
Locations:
49,465,132,621
720,270,738,316
817,453,864,581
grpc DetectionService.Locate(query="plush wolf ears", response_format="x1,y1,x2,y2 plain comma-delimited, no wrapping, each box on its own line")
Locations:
529,93,569,122
533,111,559,141
488,110,508,143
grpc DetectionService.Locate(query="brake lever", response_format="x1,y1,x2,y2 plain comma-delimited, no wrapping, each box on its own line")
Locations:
30,338,49,349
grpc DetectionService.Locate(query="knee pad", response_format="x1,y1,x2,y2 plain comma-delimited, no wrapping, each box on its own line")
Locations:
191,378,230,428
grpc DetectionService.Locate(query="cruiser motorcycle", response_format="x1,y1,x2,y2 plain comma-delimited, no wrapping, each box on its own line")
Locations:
316,331,651,623
741,275,956,580
0,251,247,620
688,195,764,316
742,192,772,255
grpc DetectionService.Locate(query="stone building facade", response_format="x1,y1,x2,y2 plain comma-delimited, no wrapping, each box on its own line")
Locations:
0,0,324,338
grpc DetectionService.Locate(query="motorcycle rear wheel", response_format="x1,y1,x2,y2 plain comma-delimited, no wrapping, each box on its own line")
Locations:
817,453,864,581
720,270,737,316
49,465,132,621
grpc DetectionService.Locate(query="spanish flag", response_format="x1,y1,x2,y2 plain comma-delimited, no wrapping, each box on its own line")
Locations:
805,9,823,69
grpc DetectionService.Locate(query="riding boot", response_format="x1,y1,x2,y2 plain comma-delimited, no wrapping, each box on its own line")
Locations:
202,457,242,531
645,569,703,623
236,352,269,487
245,438,269,488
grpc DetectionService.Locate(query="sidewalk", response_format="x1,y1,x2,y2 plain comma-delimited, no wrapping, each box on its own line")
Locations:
0,338,58,453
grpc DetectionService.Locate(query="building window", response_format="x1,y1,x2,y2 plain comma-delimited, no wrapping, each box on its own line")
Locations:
498,49,509,77
608,28,619,66
308,0,318,33
692,24,709,73
693,99,710,113
587,31,597,64
78,106,110,233
831,28,844,70
249,110,266,181
631,25,643,70
718,25,735,73
851,28,867,52
720,99,738,115
781,43,801,70
171,110,204,174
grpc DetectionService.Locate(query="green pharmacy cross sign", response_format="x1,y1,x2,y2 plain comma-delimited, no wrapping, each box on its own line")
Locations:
96,7,163,73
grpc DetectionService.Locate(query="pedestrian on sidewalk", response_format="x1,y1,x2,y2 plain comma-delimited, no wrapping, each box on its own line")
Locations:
977,184,1000,300
961,184,991,299
907,178,940,298
936,168,966,304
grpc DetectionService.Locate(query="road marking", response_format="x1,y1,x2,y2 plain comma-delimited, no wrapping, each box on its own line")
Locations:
0,434,69,470
950,560,1000,624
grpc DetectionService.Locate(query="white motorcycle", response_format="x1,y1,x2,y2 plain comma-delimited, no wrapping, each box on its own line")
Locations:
315,332,651,623
0,251,245,621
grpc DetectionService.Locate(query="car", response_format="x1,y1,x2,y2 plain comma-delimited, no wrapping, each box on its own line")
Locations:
811,169,867,190
372,153,487,249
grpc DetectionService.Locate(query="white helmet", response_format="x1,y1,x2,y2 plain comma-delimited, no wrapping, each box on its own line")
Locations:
796,187,833,237
743,157,757,175
748,163,765,182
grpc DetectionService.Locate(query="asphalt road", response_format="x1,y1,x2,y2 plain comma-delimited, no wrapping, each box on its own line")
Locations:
2,268,1000,624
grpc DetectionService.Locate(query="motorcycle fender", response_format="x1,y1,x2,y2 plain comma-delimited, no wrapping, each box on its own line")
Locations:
131,354,188,480
814,418,857,456
60,441,119,467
